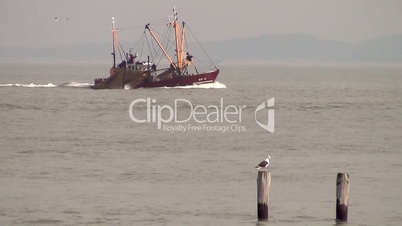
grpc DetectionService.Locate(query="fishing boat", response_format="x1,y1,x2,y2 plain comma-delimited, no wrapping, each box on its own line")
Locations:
91,8,220,89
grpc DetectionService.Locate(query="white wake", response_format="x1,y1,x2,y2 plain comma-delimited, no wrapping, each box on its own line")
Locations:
165,81,226,89
0,81,92,88
0,83,57,88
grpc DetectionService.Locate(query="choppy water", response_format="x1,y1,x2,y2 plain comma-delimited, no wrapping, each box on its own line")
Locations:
0,63,401,225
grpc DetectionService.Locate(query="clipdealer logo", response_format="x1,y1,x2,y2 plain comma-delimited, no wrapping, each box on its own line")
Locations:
128,98,274,133
254,98,275,133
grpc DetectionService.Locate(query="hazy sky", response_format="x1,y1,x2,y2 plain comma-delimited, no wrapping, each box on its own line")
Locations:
1,0,401,48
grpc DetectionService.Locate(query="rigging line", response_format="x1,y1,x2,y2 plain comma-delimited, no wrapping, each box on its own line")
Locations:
138,33,145,59
119,41,126,60
145,23,174,66
130,30,146,61
192,56,213,68
118,47,125,61
153,31,161,60
192,59,199,74
114,18,168,32
114,33,125,61
182,31,199,73
149,26,164,63
151,32,161,64
115,25,144,31
117,37,127,60
144,32,152,62
148,17,170,25
183,31,190,56
154,25,169,66
116,47,123,61
153,25,170,66
130,31,146,52
149,24,175,47
116,16,168,31
151,35,163,66
145,32,156,64
166,30,176,59
156,24,171,64
186,25,217,69
147,33,157,65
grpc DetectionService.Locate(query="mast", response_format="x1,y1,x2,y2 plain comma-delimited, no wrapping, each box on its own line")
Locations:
173,7,184,71
111,17,116,68
181,21,186,63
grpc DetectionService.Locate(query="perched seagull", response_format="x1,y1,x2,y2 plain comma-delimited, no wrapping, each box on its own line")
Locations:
255,155,271,169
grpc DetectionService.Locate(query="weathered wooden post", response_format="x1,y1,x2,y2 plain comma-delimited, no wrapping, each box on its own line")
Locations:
257,171,271,221
336,172,349,222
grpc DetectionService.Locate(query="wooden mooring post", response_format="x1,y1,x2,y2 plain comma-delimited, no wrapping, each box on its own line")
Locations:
336,172,349,222
257,171,271,221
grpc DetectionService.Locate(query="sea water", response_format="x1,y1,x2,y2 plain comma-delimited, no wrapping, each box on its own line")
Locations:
0,62,401,225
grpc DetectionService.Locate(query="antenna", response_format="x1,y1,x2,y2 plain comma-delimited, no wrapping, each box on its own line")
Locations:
111,17,116,68
173,6,177,21
111,17,115,31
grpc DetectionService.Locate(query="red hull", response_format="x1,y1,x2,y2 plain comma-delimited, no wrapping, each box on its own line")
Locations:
134,69,219,88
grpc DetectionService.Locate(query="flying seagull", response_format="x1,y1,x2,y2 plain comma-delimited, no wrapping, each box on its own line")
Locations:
54,17,58,21
255,155,271,169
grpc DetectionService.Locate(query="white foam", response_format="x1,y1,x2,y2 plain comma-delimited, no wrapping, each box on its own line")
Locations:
166,81,226,89
0,81,226,89
63,81,92,88
0,81,93,88
0,83,57,88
